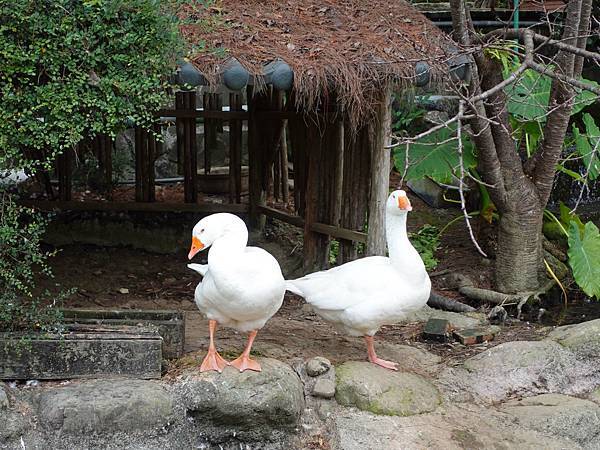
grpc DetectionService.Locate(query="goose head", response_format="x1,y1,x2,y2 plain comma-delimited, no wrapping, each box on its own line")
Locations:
188,213,248,260
386,189,413,216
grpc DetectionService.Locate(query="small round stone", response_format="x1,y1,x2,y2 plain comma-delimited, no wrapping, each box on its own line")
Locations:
306,357,331,377
312,378,335,399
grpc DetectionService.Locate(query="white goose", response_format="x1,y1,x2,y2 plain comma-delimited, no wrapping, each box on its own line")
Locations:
188,213,285,372
286,190,431,370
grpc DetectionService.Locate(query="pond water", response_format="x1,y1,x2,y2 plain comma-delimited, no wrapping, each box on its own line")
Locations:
532,286,600,326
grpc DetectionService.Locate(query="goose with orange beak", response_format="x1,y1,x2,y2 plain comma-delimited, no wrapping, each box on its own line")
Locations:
187,213,286,372
286,190,430,370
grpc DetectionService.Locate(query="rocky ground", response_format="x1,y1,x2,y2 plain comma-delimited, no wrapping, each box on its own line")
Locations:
2,315,600,449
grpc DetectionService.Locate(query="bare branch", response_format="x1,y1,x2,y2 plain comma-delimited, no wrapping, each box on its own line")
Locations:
457,101,488,258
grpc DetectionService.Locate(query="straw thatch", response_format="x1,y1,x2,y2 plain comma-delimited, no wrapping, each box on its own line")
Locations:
179,0,454,122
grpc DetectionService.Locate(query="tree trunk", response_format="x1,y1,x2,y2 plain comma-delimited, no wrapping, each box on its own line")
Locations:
495,195,544,294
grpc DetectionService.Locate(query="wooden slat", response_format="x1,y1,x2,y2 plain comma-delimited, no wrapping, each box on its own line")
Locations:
257,205,366,242
229,93,243,203
56,148,72,201
159,109,249,120
257,205,304,227
175,93,185,175
311,222,367,244
21,200,249,214
183,91,198,203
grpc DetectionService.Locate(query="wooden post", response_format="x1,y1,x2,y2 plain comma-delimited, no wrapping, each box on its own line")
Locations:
228,92,243,203
339,125,370,264
247,85,266,229
56,147,72,201
96,134,113,199
366,87,392,256
280,122,289,204
175,93,185,175
181,91,197,203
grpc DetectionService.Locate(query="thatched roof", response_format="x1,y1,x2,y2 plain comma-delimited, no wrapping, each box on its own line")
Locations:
179,0,455,121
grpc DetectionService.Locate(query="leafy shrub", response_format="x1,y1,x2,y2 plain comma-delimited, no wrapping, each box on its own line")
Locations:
409,224,440,271
0,195,69,333
0,0,183,333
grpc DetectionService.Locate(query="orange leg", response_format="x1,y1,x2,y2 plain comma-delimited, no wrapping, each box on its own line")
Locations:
200,320,229,373
365,335,398,371
230,330,261,372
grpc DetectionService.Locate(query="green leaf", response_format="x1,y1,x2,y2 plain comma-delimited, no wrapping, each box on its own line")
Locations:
573,114,600,181
393,124,477,184
506,69,599,122
568,221,600,299
559,201,585,233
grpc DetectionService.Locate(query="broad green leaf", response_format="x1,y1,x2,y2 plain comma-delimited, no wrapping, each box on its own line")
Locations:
505,69,598,122
568,221,600,299
392,124,477,184
556,164,585,182
574,113,600,181
559,201,585,233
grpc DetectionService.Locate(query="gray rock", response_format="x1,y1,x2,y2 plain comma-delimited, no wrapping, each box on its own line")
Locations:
312,379,335,399
501,394,600,447
590,387,600,404
174,358,304,441
548,319,600,359
0,384,8,409
0,409,29,443
333,403,578,450
438,340,599,403
36,379,174,434
372,343,441,375
306,357,331,377
335,361,440,416
402,305,484,329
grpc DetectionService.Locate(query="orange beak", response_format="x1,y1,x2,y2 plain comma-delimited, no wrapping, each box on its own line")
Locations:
188,236,205,260
398,195,412,211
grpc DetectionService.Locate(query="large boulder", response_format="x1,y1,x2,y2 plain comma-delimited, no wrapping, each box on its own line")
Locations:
335,361,440,416
548,319,600,359
501,394,600,447
438,340,599,402
174,358,304,442
0,384,8,410
333,403,578,450
36,379,174,434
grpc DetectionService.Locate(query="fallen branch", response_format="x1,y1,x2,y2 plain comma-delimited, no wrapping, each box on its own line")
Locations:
449,272,556,319
428,292,476,313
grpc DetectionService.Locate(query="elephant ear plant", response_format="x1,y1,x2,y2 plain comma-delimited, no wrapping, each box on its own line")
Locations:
0,0,183,337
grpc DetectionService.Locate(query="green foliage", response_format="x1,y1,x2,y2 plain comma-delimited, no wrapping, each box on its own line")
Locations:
544,204,600,299
0,0,183,333
408,224,440,271
329,239,340,266
567,221,600,299
0,195,69,333
393,123,477,184
0,0,182,173
572,114,600,181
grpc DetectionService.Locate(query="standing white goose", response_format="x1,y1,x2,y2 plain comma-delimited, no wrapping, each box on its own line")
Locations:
188,213,285,372
286,190,431,370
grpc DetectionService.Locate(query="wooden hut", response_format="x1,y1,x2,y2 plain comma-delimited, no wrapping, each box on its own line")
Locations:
38,0,461,273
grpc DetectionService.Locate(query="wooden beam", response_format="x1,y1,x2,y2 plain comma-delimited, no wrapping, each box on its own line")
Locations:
366,86,393,256
21,200,249,214
257,205,304,228
183,91,198,203
56,147,72,201
257,205,366,242
229,93,243,203
159,109,249,120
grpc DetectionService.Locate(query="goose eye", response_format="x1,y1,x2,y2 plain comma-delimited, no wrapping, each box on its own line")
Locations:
200,228,205,233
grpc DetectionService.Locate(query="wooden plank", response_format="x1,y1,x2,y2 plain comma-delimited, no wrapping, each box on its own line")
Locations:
135,127,143,201
247,86,268,230
61,308,185,359
229,93,243,203
56,147,72,201
175,93,185,175
280,122,290,203
0,326,162,380
21,199,249,214
159,109,249,120
257,205,304,228
366,86,393,256
183,91,198,203
311,222,367,244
